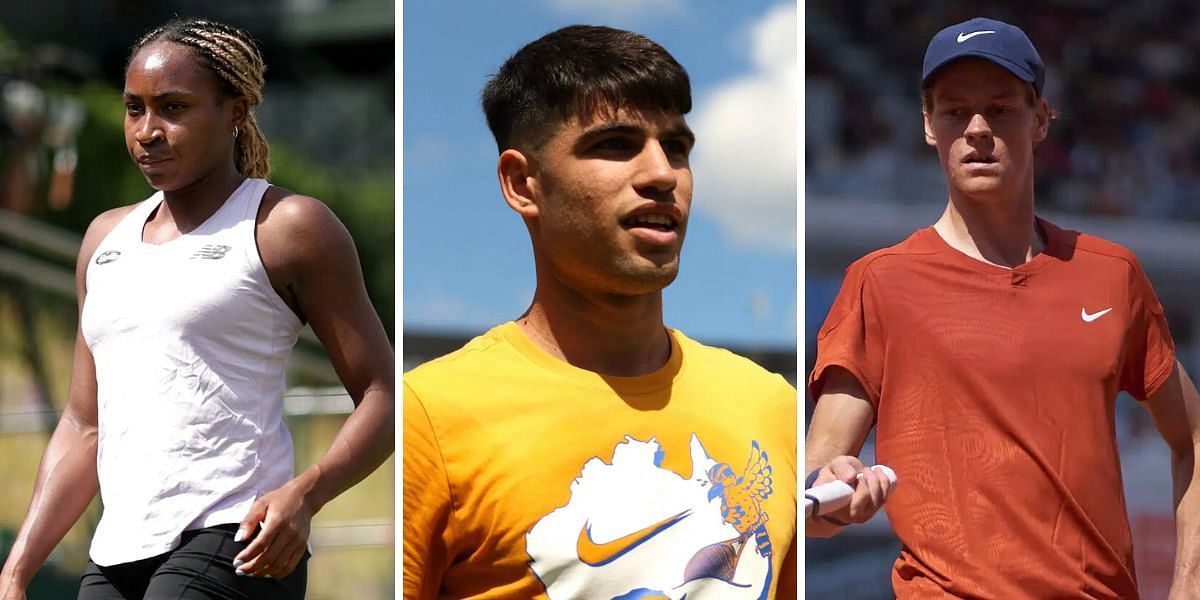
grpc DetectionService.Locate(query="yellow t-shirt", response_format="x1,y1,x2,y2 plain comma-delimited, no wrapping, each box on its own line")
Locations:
403,322,796,600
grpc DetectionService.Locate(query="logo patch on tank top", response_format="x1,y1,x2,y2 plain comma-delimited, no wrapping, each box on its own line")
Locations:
191,245,231,260
95,250,121,265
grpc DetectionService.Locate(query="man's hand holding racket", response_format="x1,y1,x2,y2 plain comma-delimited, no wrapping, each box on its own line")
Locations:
805,455,896,537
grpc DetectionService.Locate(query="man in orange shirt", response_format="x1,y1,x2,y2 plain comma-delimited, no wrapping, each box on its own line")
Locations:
806,16,1200,599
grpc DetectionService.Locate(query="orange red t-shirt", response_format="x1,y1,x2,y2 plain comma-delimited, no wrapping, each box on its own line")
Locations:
809,219,1175,599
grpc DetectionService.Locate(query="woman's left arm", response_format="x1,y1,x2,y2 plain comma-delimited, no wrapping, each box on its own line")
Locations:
234,191,394,579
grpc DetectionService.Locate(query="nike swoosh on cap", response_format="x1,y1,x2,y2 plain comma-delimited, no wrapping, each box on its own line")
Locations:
957,30,996,43
576,510,691,567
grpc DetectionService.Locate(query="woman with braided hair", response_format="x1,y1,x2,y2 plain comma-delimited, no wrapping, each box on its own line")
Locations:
0,17,394,600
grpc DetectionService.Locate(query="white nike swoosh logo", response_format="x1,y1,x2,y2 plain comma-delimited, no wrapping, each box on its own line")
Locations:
957,30,996,43
1081,307,1113,322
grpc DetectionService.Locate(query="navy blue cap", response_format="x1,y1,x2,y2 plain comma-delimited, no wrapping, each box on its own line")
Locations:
922,17,1044,95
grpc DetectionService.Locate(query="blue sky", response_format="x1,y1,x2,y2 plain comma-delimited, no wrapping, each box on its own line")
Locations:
402,0,796,351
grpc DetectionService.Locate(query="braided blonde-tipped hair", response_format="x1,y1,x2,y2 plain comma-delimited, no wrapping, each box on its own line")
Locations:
129,18,271,178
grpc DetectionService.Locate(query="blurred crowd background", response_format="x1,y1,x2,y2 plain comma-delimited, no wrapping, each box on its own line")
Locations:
808,0,1200,221
0,1,393,598
806,1,1200,598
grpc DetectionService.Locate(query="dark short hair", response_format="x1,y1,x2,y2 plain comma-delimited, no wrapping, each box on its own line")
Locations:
481,25,691,154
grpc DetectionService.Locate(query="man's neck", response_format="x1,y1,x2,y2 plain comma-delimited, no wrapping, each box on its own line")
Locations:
517,278,670,377
934,189,1042,268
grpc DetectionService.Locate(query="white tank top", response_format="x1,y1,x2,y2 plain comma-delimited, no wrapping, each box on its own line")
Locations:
81,178,303,565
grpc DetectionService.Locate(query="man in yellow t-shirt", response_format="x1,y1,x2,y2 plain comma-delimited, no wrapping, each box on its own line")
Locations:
403,24,797,600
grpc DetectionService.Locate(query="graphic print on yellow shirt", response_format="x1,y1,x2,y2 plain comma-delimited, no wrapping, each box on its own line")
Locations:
403,322,796,600
526,434,776,599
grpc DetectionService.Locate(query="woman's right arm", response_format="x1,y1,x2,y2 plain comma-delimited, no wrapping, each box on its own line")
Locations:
0,208,128,598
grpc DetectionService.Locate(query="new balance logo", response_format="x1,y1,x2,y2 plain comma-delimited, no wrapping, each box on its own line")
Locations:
191,245,231,260
95,250,121,265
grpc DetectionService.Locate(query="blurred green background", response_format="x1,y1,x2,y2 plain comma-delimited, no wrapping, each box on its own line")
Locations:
0,1,394,598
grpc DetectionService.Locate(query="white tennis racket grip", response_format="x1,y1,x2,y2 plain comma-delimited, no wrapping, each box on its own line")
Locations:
804,465,896,519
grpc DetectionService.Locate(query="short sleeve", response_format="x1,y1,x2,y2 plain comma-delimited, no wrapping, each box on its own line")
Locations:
1119,259,1176,401
807,260,885,409
403,382,454,600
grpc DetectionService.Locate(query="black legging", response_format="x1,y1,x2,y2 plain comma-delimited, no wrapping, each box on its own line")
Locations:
77,525,308,600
